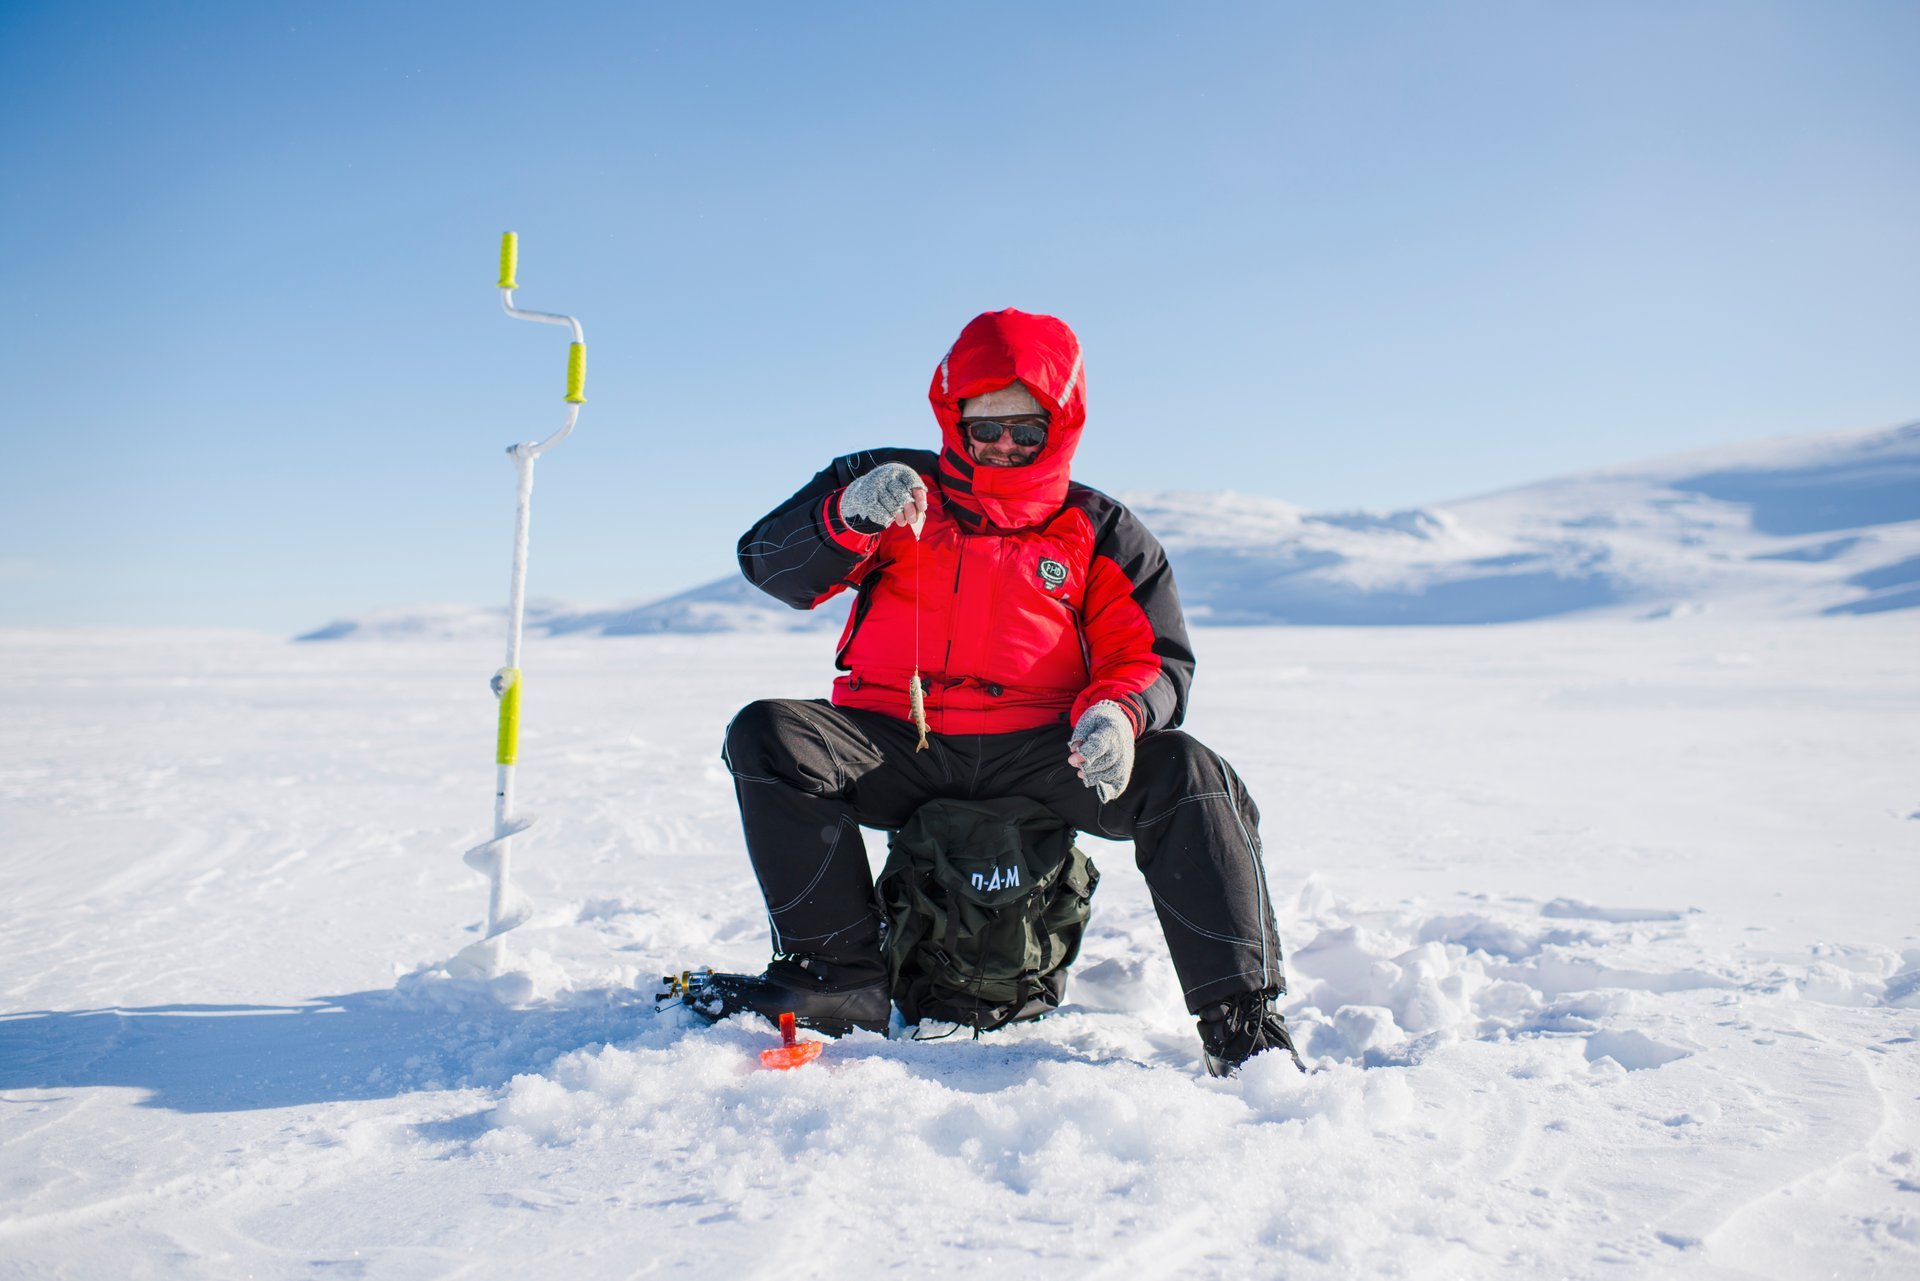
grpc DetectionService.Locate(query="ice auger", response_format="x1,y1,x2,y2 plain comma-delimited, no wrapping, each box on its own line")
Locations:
458,232,587,975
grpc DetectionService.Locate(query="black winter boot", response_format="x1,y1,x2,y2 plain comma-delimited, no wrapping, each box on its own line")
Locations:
687,957,892,1036
1197,990,1305,1077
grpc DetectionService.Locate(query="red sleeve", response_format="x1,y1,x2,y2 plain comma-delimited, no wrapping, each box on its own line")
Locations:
1073,557,1160,734
1068,496,1195,736
821,491,880,555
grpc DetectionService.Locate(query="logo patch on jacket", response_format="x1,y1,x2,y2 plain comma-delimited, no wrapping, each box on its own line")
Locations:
1036,558,1068,592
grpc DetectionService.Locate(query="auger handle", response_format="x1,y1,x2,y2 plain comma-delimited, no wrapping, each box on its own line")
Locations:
498,231,519,290
497,231,586,405
566,342,586,404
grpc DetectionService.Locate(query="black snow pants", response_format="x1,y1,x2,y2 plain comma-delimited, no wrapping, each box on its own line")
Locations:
721,699,1285,1013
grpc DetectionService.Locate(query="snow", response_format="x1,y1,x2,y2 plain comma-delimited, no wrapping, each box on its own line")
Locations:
4,617,1918,1277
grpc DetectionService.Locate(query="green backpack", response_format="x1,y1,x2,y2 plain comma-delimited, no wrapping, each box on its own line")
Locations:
876,796,1100,1032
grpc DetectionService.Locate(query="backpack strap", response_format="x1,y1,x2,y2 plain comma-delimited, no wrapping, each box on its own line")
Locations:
943,904,962,971
1029,891,1052,973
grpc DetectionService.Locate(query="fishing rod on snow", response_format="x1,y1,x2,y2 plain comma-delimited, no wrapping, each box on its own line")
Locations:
458,231,587,975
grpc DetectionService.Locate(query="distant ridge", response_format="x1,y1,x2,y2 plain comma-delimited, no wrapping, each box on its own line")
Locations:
298,420,1920,639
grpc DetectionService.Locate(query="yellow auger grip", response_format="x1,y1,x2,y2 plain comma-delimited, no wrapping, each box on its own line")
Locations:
497,231,519,290
566,342,586,404
494,667,522,765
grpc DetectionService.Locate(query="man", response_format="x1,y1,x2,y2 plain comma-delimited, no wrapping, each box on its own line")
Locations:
712,309,1300,1076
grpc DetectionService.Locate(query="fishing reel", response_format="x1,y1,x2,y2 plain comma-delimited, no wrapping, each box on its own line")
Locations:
654,967,716,1011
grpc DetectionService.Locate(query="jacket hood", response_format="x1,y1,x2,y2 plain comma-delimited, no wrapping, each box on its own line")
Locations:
928,309,1086,530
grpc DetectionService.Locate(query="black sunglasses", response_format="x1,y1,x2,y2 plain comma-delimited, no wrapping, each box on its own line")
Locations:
960,416,1049,448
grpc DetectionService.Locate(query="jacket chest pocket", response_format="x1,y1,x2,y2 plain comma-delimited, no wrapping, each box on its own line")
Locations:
1022,545,1085,615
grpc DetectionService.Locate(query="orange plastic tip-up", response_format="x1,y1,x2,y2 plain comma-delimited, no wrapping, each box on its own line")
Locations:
759,1011,825,1070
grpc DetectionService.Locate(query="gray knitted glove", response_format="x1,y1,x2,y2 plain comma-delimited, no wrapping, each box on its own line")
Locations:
839,462,925,534
1070,700,1135,803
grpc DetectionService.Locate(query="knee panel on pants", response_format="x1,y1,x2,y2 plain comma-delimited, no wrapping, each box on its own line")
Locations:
1133,730,1218,800
722,699,816,780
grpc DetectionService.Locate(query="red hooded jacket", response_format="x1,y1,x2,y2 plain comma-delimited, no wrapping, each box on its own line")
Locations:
738,309,1193,737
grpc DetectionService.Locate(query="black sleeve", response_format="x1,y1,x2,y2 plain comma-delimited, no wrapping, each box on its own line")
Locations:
1071,486,1197,735
737,449,936,610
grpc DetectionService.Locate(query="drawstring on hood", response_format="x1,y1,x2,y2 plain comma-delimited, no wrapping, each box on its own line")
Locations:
929,309,1087,530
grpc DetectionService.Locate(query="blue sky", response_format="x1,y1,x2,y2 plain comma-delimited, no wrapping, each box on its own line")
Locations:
2,1,1915,630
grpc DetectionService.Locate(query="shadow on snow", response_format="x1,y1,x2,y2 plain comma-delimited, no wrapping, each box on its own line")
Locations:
0,990,650,1115
0,991,1187,1116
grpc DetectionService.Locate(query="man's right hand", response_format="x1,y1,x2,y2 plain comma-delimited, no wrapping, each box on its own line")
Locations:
839,462,927,535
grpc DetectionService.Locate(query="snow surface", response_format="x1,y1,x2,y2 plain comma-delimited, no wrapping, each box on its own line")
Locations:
300,420,1920,640
5,619,1918,1278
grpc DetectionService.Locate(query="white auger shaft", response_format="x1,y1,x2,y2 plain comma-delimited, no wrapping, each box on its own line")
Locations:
460,231,587,965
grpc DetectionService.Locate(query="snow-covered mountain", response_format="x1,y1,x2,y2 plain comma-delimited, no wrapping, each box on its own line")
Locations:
298,421,1920,639
298,580,850,644
1145,419,1920,624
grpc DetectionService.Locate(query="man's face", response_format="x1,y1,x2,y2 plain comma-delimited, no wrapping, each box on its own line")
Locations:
958,385,1048,468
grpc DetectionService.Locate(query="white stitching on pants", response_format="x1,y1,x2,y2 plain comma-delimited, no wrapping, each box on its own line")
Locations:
793,705,846,786
1206,745,1274,981
722,706,810,789
1149,887,1263,948
768,815,853,915
1182,966,1276,998
772,915,869,945
997,733,1042,782
720,707,743,775
1135,791,1229,828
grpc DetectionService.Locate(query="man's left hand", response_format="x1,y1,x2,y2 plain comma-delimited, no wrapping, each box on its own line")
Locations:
1069,701,1135,803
